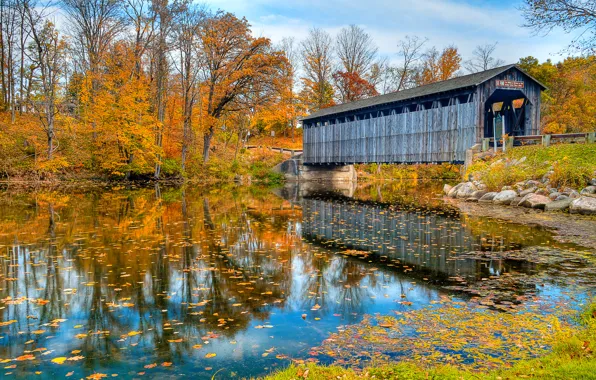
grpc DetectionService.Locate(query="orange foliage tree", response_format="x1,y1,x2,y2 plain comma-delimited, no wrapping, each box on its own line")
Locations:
198,12,286,163
416,46,462,86
332,71,379,103
84,42,158,178
519,56,596,133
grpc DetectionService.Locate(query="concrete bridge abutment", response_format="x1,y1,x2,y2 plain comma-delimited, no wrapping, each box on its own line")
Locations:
272,154,357,183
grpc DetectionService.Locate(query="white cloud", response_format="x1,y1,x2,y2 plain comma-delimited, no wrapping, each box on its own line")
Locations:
204,0,575,64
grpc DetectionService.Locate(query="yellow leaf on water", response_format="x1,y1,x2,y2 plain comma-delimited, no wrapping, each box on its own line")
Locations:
127,331,141,337
205,353,216,358
51,357,67,365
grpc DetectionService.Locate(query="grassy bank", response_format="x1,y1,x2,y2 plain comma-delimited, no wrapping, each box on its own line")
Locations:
466,143,596,191
265,301,596,379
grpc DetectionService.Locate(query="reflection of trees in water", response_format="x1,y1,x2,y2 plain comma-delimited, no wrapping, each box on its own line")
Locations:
0,187,305,368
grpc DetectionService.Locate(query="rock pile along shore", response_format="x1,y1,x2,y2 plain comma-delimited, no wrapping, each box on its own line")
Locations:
444,178,596,215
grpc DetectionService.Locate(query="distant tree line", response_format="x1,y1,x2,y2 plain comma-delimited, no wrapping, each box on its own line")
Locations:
0,0,593,180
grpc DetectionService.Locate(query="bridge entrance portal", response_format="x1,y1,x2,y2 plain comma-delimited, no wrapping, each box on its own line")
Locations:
484,89,530,140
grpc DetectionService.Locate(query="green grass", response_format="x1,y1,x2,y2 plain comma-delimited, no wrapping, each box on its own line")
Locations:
467,143,596,191
263,301,596,380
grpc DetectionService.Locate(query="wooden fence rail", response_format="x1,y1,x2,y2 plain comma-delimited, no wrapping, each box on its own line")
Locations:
245,145,303,157
481,132,596,152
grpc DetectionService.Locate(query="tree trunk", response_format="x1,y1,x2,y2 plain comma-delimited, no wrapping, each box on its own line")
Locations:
203,127,214,163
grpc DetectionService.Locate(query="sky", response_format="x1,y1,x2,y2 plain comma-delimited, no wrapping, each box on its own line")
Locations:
202,0,575,65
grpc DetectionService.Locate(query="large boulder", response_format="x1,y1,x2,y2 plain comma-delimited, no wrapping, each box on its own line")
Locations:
479,192,498,203
518,194,551,209
493,190,518,205
448,183,464,198
456,182,478,199
519,187,537,197
545,198,573,212
465,190,488,202
590,178,596,186
443,184,453,195
569,197,596,215
580,186,596,195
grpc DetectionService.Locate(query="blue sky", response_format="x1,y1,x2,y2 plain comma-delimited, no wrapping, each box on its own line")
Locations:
204,0,575,65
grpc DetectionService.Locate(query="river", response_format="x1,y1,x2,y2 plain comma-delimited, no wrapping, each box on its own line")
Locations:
0,182,594,378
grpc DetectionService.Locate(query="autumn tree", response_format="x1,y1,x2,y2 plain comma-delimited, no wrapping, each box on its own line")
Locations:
377,35,427,94
465,42,505,73
416,45,462,86
265,37,305,139
300,28,335,111
173,3,204,170
334,25,379,102
332,71,378,102
61,0,125,166
519,56,596,133
90,41,158,177
149,0,179,179
61,0,124,76
521,0,596,53
26,16,67,160
198,11,285,163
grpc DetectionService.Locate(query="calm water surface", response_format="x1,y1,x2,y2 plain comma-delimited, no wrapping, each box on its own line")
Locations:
0,182,593,378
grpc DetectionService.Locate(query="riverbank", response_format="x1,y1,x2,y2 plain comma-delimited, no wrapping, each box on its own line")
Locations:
445,198,596,249
264,301,596,379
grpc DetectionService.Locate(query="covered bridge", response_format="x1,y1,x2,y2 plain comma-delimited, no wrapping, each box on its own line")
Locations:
302,64,546,165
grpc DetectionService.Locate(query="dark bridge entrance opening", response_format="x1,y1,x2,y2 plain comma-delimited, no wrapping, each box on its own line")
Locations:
484,89,531,141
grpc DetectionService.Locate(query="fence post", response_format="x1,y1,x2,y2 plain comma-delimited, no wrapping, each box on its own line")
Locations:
482,138,490,152
542,134,551,147
587,132,595,144
505,136,514,151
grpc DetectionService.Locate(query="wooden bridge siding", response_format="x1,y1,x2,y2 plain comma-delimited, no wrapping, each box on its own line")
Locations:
302,199,483,278
476,68,543,140
303,98,479,164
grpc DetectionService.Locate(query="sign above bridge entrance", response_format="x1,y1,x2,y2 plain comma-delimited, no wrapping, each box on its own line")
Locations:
496,80,524,89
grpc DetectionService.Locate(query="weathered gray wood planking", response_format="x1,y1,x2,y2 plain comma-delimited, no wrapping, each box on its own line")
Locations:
304,99,478,164
302,65,545,166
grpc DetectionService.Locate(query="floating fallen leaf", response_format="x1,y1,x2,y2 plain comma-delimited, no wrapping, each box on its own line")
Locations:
86,374,107,380
205,353,216,358
16,354,35,361
51,357,67,365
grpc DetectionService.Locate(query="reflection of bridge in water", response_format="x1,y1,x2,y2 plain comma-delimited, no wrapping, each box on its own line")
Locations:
301,196,535,282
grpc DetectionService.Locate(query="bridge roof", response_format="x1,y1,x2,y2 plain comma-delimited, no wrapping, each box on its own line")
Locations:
302,64,546,122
